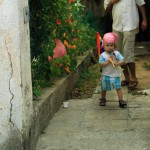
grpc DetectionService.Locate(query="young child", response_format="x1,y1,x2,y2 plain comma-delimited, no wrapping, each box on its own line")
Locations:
99,32,127,108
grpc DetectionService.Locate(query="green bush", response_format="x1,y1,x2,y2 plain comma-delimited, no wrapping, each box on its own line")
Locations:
29,0,97,96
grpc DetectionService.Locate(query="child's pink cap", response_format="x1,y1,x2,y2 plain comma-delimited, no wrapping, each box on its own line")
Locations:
103,32,118,44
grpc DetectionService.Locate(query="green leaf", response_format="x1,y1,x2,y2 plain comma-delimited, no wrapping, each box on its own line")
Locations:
33,87,41,97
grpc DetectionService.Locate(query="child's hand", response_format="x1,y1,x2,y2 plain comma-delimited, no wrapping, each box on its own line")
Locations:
106,59,111,65
114,62,119,67
113,62,124,71
108,57,115,67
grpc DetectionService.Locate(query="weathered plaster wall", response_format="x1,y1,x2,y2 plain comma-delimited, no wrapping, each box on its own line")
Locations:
0,0,32,149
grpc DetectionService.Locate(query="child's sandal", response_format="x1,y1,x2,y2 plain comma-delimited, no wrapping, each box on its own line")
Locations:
119,100,127,108
99,98,106,106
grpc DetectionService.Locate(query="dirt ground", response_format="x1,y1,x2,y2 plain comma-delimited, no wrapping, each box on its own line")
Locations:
135,55,150,89
70,63,100,99
71,55,150,99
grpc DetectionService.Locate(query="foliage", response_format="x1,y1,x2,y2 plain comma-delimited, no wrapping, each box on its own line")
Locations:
75,63,100,88
143,64,150,70
29,0,98,96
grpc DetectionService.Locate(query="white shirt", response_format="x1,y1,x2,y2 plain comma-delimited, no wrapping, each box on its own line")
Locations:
104,0,145,32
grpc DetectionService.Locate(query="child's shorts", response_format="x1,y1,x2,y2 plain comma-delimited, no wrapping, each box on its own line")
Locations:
101,76,121,90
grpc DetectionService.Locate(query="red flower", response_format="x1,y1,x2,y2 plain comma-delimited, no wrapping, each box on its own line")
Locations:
73,38,77,42
71,30,74,33
56,19,61,25
68,0,74,4
65,66,71,73
65,18,71,23
58,63,63,68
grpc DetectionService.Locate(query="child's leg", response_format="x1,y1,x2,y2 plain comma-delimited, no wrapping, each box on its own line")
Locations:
116,88,123,100
99,90,107,106
101,90,107,99
116,88,127,108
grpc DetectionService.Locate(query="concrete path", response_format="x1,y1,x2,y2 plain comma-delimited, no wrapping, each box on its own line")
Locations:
35,42,150,150
35,85,150,150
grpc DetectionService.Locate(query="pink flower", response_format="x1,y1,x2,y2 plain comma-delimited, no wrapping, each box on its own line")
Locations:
48,56,52,62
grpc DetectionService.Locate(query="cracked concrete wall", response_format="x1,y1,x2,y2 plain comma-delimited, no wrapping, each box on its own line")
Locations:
0,0,33,149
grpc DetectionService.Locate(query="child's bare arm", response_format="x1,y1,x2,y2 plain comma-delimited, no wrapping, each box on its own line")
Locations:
138,5,147,31
99,60,111,67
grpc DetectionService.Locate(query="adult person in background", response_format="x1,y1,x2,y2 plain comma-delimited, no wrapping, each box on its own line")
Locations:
104,0,148,89
104,8,112,32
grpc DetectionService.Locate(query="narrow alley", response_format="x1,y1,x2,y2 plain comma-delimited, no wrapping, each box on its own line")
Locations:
35,42,150,150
